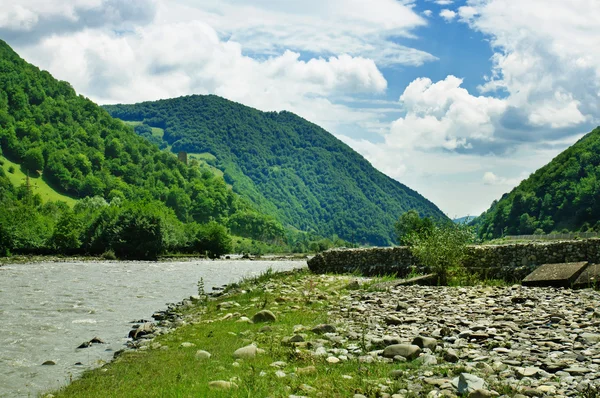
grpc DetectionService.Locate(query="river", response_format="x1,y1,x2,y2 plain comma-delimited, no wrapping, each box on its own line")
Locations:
0,259,306,397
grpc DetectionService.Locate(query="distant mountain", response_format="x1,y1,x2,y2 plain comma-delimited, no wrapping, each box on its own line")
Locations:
453,216,476,225
477,127,600,240
104,96,447,245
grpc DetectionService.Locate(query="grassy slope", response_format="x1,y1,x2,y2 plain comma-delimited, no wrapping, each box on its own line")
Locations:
122,120,165,138
0,156,77,206
50,270,415,398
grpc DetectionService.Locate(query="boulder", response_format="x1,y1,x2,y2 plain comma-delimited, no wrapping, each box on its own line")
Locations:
522,262,588,287
452,373,487,394
311,324,336,334
233,344,258,359
382,344,421,360
412,336,437,350
252,310,277,323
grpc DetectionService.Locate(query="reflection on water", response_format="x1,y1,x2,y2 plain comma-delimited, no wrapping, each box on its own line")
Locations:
0,259,305,397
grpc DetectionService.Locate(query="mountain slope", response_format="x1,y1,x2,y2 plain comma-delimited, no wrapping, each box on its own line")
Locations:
0,40,243,225
104,95,447,245
476,127,600,239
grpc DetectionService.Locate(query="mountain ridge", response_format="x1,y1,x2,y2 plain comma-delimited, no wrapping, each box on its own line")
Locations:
104,94,447,245
476,126,600,239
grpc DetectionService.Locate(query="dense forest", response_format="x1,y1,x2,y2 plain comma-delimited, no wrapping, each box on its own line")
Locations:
104,96,447,245
476,126,600,240
0,40,299,257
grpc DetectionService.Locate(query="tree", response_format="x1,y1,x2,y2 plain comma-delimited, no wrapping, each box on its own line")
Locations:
394,210,434,245
50,210,83,253
407,223,474,285
193,221,232,258
23,147,44,173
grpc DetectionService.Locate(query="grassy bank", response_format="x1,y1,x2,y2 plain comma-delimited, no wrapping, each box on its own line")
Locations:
47,270,415,397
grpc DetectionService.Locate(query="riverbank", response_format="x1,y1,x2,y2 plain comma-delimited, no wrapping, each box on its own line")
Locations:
0,253,310,267
47,270,600,397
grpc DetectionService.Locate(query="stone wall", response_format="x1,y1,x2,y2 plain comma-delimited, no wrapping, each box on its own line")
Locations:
307,239,600,281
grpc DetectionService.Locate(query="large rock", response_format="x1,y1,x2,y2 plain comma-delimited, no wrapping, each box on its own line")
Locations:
452,373,488,394
412,336,437,350
522,262,589,287
252,310,277,323
311,324,336,334
233,344,258,359
128,322,156,340
382,344,421,360
572,263,600,289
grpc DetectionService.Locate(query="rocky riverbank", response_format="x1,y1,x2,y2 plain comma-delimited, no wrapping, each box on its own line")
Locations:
328,281,600,397
51,271,600,397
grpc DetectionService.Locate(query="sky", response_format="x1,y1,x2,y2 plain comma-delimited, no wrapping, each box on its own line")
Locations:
1,0,599,217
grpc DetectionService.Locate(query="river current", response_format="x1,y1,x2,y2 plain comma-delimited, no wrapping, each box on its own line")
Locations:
0,259,306,397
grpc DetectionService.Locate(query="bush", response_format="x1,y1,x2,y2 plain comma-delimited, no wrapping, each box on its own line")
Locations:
102,249,116,260
407,223,474,285
193,221,232,258
23,147,44,174
395,210,434,245
111,205,166,260
49,211,84,254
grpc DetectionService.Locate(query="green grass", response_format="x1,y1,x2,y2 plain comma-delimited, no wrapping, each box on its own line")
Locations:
49,270,415,398
122,120,164,138
0,156,77,206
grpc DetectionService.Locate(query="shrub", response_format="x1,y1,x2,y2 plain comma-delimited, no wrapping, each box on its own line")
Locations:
193,221,232,258
49,211,84,254
395,210,434,245
23,147,44,174
407,223,474,285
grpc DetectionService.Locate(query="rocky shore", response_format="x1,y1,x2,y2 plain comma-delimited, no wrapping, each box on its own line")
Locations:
53,271,600,397
327,280,600,397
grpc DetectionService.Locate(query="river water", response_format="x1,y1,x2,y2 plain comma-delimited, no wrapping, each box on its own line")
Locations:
0,259,306,397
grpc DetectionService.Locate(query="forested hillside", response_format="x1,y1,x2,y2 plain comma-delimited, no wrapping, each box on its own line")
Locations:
477,127,600,240
0,40,285,257
104,96,446,245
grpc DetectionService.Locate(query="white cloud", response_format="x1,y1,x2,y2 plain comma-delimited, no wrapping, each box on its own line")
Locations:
0,5,39,30
439,9,457,21
457,6,478,21
435,0,454,4
16,21,388,135
386,76,506,150
423,10,433,17
482,171,526,186
158,0,436,67
465,0,600,129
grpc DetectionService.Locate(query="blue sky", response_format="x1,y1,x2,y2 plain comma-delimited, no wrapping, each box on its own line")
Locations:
1,0,599,217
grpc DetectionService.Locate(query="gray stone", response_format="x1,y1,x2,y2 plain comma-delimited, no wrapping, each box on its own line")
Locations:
233,344,258,359
443,348,459,363
195,350,211,359
468,390,499,398
416,354,438,366
579,333,600,344
382,344,421,360
522,262,589,287
452,373,487,394
311,324,336,334
208,380,237,390
412,336,437,350
573,263,600,288
252,310,277,323
129,322,156,340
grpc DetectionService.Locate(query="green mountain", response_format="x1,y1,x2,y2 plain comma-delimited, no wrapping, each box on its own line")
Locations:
476,127,600,239
0,40,283,245
104,96,447,245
